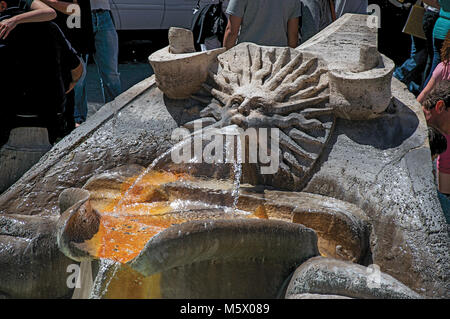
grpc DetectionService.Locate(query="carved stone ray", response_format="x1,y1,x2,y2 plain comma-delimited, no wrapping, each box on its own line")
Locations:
183,43,333,190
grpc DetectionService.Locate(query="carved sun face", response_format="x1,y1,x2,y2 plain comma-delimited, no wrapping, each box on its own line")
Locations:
184,43,336,190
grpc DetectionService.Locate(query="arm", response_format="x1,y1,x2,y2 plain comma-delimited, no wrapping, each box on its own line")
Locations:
223,15,242,50
40,0,78,15
0,0,57,39
66,61,83,93
417,77,437,104
287,17,299,48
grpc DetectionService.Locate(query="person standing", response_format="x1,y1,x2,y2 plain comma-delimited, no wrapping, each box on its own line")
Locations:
0,0,56,39
423,0,450,86
299,0,335,44
393,1,429,96
40,0,95,133
418,30,450,103
0,0,83,144
334,0,368,18
421,3,440,89
421,81,450,202
418,30,450,199
223,0,302,49
75,0,121,126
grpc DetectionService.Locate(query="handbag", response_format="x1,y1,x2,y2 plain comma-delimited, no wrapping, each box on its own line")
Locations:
402,0,426,40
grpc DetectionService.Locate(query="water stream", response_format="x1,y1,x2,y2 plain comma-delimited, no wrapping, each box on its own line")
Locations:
114,125,244,214
89,258,121,299
86,125,247,298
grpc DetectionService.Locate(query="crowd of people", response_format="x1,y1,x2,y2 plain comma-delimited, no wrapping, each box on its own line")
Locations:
0,0,449,219
0,0,121,145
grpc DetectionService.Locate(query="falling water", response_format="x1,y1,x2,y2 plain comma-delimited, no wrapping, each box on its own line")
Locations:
113,134,194,212
89,258,121,299
227,126,242,214
114,125,244,215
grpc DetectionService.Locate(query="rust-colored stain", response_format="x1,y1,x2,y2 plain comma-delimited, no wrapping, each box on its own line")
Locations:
82,171,190,263
79,170,264,264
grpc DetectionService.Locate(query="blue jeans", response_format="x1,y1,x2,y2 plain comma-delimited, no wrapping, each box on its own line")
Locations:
423,37,444,88
393,36,427,95
74,10,121,123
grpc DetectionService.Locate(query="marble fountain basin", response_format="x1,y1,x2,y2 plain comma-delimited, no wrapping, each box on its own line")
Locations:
56,164,371,298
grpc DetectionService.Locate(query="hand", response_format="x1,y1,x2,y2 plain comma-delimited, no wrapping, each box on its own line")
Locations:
0,18,18,39
65,81,77,94
66,62,83,93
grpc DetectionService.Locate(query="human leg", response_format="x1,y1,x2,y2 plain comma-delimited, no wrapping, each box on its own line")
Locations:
393,36,427,94
421,10,439,89
423,37,445,87
73,54,89,124
92,11,121,104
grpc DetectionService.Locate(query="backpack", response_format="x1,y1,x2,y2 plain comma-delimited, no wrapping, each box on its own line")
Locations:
190,0,228,51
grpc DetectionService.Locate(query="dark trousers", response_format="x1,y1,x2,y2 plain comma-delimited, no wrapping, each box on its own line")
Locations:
424,37,445,87
393,36,427,95
422,9,440,89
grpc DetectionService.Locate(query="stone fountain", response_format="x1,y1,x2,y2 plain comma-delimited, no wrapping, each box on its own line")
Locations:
0,14,448,299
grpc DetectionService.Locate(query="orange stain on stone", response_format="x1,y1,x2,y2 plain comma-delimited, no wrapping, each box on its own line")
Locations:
82,171,189,264
79,170,266,264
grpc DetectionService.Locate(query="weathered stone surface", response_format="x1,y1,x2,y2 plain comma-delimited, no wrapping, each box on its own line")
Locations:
0,214,75,298
57,188,100,262
0,77,176,217
285,257,424,299
1,14,449,300
86,218,316,298
149,28,225,99
328,46,395,120
289,193,370,263
168,27,196,54
299,14,377,70
0,78,194,298
182,43,333,191
304,78,450,297
121,219,318,298
56,165,370,267
299,15,395,120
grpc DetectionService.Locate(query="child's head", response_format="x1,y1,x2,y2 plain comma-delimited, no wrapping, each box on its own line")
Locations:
442,30,450,64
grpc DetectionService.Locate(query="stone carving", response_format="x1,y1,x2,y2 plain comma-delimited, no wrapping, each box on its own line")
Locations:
55,164,372,298
0,15,448,299
184,43,334,190
285,257,423,299
329,45,395,120
149,28,226,100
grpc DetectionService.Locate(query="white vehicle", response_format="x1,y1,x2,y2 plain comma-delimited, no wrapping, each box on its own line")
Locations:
110,0,226,31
